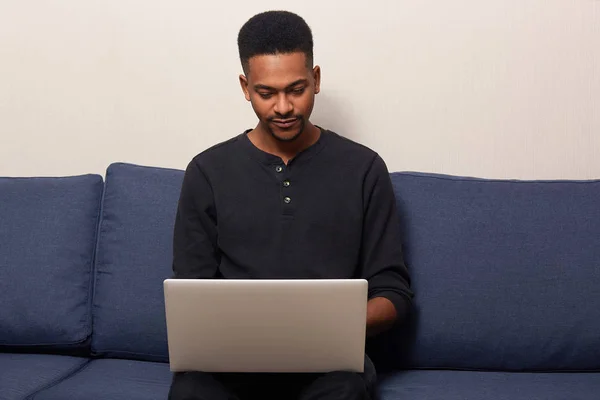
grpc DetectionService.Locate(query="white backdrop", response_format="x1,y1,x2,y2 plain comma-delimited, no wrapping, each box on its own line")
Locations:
1,0,598,179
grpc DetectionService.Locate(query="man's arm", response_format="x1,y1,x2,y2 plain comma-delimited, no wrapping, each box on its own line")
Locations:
172,159,220,278
360,155,414,337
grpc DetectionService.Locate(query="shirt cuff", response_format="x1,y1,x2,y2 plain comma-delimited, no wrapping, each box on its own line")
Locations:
369,290,412,325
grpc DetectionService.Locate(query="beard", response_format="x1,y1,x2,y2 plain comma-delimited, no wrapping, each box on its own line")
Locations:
266,117,306,143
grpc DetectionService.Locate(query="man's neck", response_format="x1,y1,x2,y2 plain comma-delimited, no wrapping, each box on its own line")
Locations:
247,122,321,165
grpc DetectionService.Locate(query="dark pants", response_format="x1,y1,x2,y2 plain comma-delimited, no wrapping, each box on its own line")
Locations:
168,356,376,400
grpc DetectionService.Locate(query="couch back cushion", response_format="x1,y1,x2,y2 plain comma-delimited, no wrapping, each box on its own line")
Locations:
0,175,103,349
91,163,183,361
386,172,600,371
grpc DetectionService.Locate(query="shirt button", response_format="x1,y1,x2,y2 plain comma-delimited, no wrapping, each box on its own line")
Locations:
283,180,290,187
283,196,292,204
275,166,283,173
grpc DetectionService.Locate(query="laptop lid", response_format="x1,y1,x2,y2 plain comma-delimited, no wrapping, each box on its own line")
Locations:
163,279,368,373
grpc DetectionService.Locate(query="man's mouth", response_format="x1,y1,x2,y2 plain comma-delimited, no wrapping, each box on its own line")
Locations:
271,118,299,129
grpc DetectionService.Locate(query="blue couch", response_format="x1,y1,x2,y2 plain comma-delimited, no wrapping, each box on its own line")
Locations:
1,163,599,400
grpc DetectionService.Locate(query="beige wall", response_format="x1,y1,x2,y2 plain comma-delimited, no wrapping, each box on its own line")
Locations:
1,0,598,179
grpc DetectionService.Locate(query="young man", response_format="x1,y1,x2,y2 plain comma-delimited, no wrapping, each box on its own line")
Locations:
169,10,413,400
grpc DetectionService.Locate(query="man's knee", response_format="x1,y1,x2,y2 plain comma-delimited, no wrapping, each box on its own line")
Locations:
301,371,369,400
330,372,368,398
168,372,233,400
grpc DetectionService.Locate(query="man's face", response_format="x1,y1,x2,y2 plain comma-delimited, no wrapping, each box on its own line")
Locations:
240,52,321,142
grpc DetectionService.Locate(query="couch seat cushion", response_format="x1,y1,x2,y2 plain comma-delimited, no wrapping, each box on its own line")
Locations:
31,359,172,400
0,353,88,400
378,370,600,400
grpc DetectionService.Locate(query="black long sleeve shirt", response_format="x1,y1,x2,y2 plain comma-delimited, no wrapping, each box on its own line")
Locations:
173,129,413,320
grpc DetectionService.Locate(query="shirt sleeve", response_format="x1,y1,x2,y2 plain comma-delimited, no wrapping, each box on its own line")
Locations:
360,154,414,323
172,159,220,279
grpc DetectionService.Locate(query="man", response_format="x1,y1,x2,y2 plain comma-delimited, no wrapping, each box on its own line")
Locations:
169,10,413,400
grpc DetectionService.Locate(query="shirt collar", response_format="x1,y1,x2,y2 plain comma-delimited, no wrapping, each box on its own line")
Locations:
239,127,329,166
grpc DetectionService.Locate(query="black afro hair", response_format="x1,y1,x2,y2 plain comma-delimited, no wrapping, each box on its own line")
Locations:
237,10,313,74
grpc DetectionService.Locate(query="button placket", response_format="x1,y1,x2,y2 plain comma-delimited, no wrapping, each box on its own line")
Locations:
279,168,294,215
282,178,292,205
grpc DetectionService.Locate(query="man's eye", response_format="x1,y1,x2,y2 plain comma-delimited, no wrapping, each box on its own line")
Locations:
291,87,305,95
258,93,273,99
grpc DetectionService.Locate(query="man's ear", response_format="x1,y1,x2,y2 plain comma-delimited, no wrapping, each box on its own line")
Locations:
313,65,321,94
239,74,251,101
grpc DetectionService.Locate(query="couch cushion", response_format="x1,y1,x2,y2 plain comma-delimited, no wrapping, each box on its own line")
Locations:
0,353,89,400
0,175,103,348
31,359,172,400
378,370,600,400
384,172,600,371
91,163,184,361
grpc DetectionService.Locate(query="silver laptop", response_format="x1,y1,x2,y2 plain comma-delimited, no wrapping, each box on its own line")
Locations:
163,279,368,373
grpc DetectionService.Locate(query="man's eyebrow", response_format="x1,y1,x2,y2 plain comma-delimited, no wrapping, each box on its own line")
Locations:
253,79,309,91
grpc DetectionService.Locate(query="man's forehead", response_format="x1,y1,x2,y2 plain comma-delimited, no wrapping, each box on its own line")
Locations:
247,52,311,86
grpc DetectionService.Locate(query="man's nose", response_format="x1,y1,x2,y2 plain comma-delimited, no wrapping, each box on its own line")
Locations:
273,93,293,116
